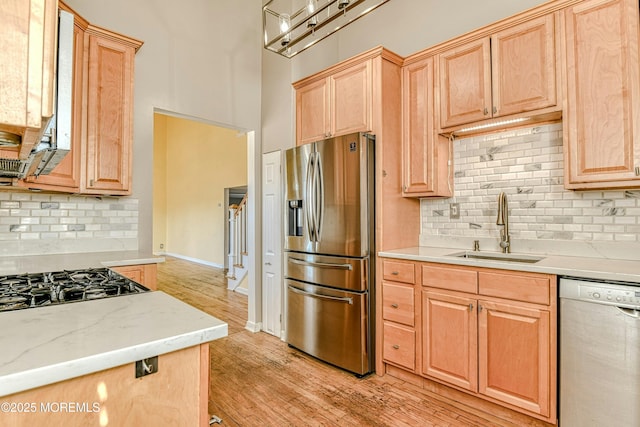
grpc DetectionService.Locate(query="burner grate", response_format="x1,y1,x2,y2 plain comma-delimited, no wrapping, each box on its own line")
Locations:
0,268,149,312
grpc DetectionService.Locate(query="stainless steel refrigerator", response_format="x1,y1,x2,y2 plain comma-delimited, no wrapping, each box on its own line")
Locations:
284,132,375,376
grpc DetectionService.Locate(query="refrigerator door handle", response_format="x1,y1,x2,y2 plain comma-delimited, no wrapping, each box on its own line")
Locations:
315,151,324,242
288,257,354,271
289,285,354,304
305,152,316,241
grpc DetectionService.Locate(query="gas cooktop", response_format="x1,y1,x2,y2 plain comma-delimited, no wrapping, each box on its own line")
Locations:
0,268,149,312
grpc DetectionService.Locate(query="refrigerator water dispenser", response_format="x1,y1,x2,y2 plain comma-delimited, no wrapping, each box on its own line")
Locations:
287,200,303,236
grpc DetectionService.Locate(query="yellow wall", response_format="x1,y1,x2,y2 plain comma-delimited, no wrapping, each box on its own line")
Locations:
153,114,168,255
153,113,247,266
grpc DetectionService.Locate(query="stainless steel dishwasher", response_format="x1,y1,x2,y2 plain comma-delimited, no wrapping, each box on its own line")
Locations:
559,277,640,426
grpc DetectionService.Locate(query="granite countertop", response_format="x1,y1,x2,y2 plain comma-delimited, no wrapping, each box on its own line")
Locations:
0,291,228,397
379,246,640,283
0,251,164,276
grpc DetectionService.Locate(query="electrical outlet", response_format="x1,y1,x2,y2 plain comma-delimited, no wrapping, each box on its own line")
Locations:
450,203,460,219
135,356,158,378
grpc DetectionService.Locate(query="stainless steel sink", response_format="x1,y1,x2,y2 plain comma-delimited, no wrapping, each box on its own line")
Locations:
447,251,544,264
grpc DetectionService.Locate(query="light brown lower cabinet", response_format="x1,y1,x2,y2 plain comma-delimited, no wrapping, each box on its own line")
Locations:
111,263,158,290
381,259,557,425
1,344,210,427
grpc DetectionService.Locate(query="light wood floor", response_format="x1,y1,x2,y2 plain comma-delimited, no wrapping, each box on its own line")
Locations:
157,257,522,427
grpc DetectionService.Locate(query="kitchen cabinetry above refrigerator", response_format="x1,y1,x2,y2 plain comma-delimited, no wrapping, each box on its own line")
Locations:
294,58,372,146
20,1,143,195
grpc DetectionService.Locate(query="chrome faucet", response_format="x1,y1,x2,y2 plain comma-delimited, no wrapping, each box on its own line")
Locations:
496,192,510,253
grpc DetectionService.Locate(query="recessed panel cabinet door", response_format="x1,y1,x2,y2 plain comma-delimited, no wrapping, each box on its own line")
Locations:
330,60,371,137
402,57,435,195
0,0,56,131
563,0,640,188
438,39,492,129
422,290,477,392
491,14,558,117
296,78,330,146
85,33,135,194
478,300,550,417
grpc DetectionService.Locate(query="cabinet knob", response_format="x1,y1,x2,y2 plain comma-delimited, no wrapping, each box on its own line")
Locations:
635,166,640,176
483,107,489,115
492,106,497,114
479,305,483,312
392,345,400,350
391,303,399,309
469,303,473,311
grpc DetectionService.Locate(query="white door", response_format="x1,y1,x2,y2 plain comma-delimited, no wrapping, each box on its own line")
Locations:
262,150,283,338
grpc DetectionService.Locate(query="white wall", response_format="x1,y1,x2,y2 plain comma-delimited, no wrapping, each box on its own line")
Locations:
64,0,263,252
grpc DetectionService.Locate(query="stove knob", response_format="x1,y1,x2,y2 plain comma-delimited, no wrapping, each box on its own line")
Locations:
616,296,622,302
593,292,601,299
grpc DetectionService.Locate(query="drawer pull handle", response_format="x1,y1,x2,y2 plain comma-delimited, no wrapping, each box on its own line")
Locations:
391,303,399,309
393,345,400,350
391,271,399,275
469,303,473,311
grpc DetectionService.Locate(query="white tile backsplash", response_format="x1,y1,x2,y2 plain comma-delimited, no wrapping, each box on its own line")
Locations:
420,123,640,260
0,193,138,256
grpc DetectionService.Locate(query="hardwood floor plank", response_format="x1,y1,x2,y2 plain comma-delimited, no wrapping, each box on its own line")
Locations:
157,257,526,427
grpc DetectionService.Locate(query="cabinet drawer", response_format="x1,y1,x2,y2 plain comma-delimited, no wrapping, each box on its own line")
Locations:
478,271,551,305
382,260,416,284
382,282,415,326
383,322,415,371
421,264,478,293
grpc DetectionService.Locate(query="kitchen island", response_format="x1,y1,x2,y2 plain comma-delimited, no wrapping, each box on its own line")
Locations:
0,290,228,426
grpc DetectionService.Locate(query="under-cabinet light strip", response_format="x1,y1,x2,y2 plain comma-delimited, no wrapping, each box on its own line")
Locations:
456,117,530,134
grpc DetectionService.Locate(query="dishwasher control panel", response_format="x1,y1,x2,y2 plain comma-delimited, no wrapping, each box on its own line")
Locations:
560,277,640,309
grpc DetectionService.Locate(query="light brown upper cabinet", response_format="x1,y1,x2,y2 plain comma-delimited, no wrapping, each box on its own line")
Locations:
0,0,57,158
438,14,560,131
24,2,143,195
83,27,139,194
294,59,371,145
401,55,451,197
563,0,640,189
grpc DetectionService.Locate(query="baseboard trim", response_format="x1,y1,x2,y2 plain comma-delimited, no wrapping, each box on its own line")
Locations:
245,321,262,333
233,287,248,296
162,252,224,269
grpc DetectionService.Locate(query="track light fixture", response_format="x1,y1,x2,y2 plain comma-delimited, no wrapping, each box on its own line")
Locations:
263,0,391,58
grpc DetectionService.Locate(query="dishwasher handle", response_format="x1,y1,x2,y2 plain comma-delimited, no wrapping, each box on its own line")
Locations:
616,306,640,319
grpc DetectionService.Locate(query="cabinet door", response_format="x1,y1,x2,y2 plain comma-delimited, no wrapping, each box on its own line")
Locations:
296,78,330,146
438,38,492,129
563,0,640,188
478,300,550,417
382,282,415,327
383,322,416,371
112,264,157,290
422,290,477,391
0,0,57,150
492,14,558,117
402,57,436,195
330,60,372,137
85,33,135,194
